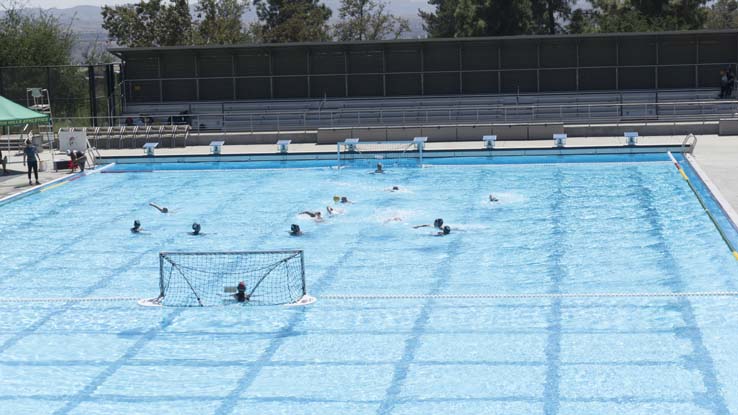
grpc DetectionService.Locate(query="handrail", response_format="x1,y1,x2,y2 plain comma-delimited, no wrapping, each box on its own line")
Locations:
124,99,738,118
51,98,738,133
681,133,698,154
64,99,738,123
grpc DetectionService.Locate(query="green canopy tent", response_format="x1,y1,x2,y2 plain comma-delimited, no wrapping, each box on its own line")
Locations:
0,94,52,165
0,94,48,127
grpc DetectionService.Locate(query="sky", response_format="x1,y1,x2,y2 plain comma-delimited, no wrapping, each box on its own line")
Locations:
35,0,434,11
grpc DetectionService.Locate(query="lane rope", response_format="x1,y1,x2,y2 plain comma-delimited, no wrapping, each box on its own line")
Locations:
320,291,738,300
3,292,738,304
0,296,140,303
667,151,738,261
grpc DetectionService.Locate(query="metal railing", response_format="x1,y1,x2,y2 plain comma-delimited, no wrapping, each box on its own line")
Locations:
50,99,738,135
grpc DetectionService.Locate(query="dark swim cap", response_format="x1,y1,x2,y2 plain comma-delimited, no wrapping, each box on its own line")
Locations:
434,218,444,228
133,220,141,228
291,224,300,233
192,223,201,232
237,281,246,292
443,225,451,235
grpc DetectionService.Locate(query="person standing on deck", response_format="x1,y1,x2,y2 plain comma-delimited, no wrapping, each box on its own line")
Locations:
0,148,7,175
22,140,41,185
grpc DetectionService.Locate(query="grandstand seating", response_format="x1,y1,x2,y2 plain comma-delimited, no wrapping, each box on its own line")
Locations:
58,125,190,149
121,89,735,133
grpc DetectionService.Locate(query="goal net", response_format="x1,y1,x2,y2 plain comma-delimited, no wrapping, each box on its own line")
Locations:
336,139,424,167
152,250,307,307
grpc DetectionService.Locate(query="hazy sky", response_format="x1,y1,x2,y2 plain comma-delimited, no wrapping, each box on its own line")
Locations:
38,0,433,10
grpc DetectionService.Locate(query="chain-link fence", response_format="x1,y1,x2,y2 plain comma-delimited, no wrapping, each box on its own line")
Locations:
0,63,121,131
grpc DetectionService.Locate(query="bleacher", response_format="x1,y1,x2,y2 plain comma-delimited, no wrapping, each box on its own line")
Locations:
58,125,190,149
121,89,736,133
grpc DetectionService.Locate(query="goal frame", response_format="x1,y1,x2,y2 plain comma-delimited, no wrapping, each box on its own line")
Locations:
336,138,426,165
154,249,307,307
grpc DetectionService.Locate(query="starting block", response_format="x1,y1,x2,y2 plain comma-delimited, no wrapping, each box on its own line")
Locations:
624,132,638,146
277,139,291,154
553,134,567,148
143,142,158,156
210,140,225,155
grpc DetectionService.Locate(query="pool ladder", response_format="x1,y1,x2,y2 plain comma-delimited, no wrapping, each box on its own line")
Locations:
681,133,698,154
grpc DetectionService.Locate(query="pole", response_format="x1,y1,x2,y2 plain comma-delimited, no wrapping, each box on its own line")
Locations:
88,66,98,127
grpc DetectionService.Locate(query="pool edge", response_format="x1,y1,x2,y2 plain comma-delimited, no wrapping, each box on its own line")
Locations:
0,163,115,207
683,154,738,232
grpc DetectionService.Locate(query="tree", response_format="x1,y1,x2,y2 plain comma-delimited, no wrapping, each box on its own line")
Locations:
333,0,409,41
419,0,458,38
531,0,573,34
421,0,533,38
101,0,193,48
566,8,595,34
0,4,76,67
586,0,708,32
0,2,86,118
454,0,532,37
195,0,251,44
705,0,738,29
455,0,532,37
80,36,116,65
253,0,332,43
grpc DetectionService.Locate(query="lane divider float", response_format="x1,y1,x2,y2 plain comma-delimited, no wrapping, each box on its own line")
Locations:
667,151,738,261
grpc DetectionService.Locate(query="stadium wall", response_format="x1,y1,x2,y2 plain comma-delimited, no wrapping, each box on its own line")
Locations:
109,30,738,104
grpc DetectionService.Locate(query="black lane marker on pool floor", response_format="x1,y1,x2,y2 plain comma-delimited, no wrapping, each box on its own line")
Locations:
375,169,487,415
631,168,730,415
215,164,429,415
543,168,565,415
49,169,296,415
0,174,195,286
0,176,205,358
43,175,269,415
212,246,359,415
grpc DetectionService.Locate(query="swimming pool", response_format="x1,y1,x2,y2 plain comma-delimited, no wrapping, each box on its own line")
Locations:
2,153,738,415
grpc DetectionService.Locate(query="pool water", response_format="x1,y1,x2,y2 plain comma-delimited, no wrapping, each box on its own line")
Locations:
2,156,738,415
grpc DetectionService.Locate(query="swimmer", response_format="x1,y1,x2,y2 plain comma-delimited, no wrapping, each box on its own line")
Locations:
327,206,344,216
130,220,142,233
149,202,169,213
234,281,250,302
340,196,352,204
435,225,451,236
414,218,444,229
373,163,384,174
387,186,400,192
333,195,340,203
489,194,499,202
190,222,202,235
300,211,324,222
289,224,303,236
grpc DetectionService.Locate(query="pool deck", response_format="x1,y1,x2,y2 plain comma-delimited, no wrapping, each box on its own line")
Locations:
2,134,738,212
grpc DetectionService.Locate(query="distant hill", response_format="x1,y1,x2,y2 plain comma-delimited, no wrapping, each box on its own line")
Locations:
35,5,105,33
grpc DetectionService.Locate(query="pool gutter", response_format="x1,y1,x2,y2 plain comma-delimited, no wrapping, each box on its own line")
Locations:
98,144,689,165
683,154,738,232
0,163,115,207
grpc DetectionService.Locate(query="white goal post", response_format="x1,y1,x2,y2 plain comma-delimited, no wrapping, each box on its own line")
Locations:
139,250,315,307
336,137,427,166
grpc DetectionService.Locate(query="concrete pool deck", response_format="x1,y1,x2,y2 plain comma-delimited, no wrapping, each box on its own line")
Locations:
1,134,737,213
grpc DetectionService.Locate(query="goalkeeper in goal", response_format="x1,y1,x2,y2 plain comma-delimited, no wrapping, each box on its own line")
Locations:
145,250,313,307
234,281,250,303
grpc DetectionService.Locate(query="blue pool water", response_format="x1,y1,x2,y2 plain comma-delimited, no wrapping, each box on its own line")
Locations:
2,155,738,415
